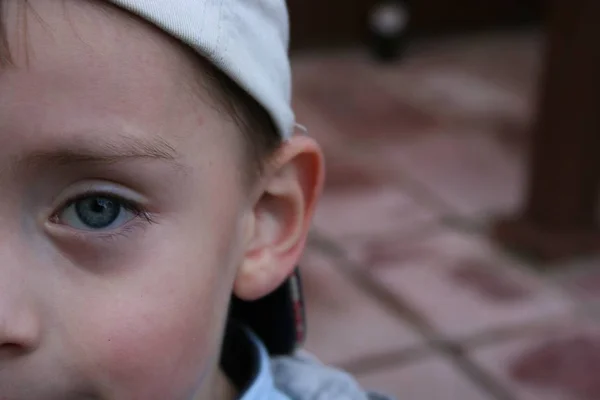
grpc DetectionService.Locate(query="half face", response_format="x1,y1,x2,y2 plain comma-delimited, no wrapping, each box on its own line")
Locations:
0,0,251,398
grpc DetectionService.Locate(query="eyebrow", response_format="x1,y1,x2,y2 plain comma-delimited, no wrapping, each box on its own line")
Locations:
13,133,183,173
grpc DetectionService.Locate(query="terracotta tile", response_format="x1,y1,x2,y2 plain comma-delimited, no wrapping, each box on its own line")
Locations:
321,152,384,192
494,119,532,157
292,53,372,86
357,357,491,399
300,248,421,366
310,113,440,240
380,132,526,217
364,33,539,158
379,68,530,128
406,31,542,95
293,99,346,153
356,230,570,339
292,34,538,219
343,229,435,268
563,273,600,303
373,31,540,119
472,319,600,400
293,57,437,143
314,185,437,242
292,31,539,160
294,98,391,192
551,256,600,303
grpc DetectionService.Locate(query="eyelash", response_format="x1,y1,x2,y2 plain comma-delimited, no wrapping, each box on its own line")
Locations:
89,221,149,244
50,191,156,239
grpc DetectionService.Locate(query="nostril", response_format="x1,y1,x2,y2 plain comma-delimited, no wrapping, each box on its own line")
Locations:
0,338,39,357
0,342,28,360
0,312,42,355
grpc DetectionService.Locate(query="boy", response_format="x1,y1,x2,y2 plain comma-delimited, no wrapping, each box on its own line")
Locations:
0,0,394,399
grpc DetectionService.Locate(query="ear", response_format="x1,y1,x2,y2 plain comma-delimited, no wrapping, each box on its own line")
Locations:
234,135,324,301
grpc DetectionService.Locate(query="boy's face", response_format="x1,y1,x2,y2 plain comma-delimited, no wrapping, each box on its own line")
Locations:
0,1,322,399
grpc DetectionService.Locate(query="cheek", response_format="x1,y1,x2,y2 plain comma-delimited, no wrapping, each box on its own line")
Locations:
51,163,247,398
101,316,211,398
68,269,227,400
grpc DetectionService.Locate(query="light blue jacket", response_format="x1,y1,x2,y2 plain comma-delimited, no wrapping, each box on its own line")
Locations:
240,329,395,400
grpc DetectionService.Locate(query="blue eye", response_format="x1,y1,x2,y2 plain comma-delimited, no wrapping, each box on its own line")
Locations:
57,195,140,231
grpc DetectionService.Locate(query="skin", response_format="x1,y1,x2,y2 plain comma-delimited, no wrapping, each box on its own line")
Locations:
0,1,324,399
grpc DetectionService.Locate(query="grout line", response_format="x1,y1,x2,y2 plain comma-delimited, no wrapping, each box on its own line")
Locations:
315,220,444,249
568,300,600,323
456,314,571,349
347,269,518,400
386,166,458,218
309,232,437,336
422,219,587,314
339,345,434,376
446,350,518,400
310,234,520,400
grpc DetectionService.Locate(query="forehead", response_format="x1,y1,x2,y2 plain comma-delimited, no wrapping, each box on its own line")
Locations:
1,0,188,79
1,0,193,113
0,0,238,168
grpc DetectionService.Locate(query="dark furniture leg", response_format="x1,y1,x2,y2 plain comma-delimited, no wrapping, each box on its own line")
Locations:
493,0,600,261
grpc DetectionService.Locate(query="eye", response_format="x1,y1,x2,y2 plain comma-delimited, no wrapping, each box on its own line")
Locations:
55,194,142,231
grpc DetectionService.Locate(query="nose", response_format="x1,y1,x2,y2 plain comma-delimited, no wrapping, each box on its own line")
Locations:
0,303,41,357
0,266,42,359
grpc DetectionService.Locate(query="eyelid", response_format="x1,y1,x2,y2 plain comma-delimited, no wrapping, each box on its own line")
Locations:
44,215,151,247
48,180,150,216
43,182,156,244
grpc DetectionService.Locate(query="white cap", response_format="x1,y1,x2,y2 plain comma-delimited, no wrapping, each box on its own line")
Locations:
108,0,294,139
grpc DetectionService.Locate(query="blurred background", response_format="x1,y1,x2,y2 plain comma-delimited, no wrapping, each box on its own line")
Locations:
290,1,600,399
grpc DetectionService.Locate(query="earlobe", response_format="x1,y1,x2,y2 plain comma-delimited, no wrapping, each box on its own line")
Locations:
233,136,324,301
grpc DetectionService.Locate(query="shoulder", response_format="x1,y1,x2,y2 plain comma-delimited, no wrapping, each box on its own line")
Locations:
270,350,396,400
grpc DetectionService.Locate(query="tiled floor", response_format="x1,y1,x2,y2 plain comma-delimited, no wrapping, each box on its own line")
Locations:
300,250,422,366
294,30,600,399
358,356,491,400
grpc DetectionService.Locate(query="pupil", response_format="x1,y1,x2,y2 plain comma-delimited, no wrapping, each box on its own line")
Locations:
75,196,121,229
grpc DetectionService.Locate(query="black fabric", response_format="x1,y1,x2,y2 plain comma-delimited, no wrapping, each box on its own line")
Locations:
229,270,300,356
220,322,260,396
